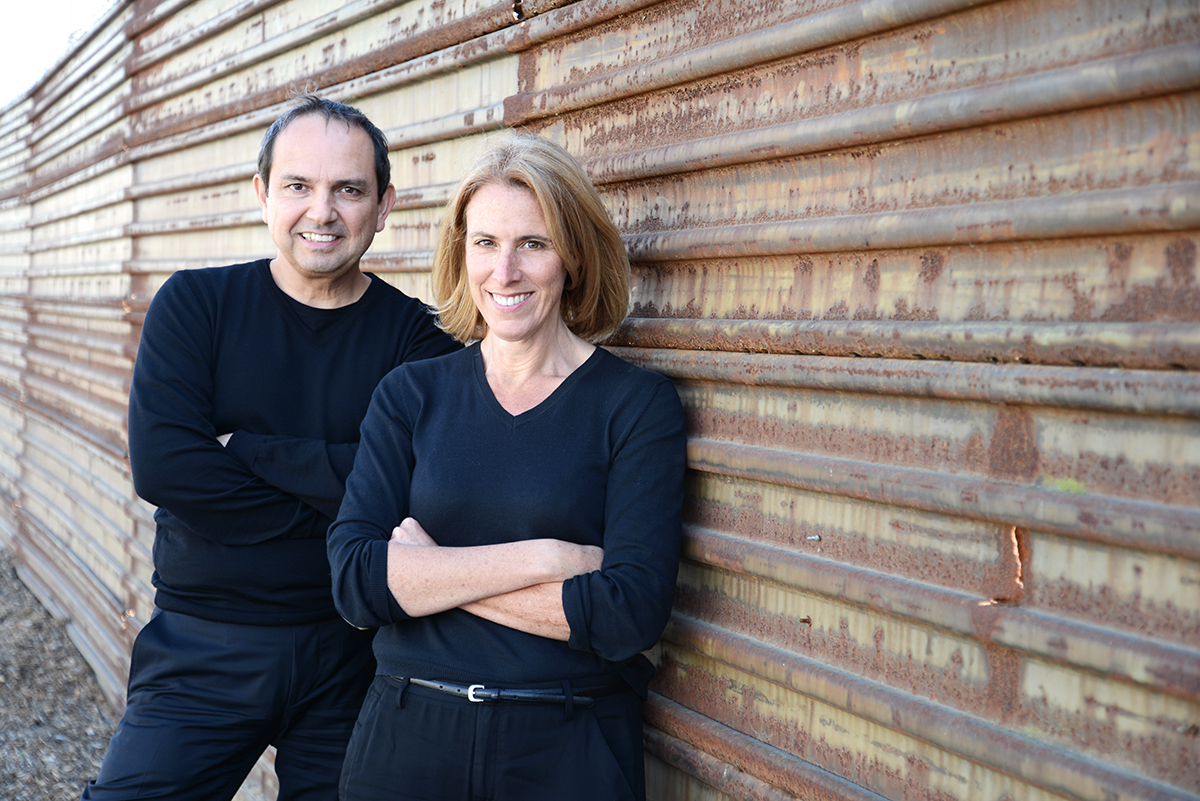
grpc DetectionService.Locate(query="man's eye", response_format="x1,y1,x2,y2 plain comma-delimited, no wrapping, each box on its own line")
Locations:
341,187,362,196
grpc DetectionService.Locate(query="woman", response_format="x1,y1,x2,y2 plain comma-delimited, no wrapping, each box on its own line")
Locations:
327,131,687,801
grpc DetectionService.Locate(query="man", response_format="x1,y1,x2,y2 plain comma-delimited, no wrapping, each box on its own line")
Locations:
83,95,459,801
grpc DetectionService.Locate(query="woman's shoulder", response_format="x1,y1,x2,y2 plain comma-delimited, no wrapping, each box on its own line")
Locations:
382,341,475,386
590,347,674,391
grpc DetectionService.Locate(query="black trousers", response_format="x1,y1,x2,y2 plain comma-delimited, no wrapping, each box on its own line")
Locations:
339,676,646,801
82,609,375,801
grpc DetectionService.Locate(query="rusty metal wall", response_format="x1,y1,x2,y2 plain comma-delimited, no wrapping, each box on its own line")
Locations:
0,0,1196,799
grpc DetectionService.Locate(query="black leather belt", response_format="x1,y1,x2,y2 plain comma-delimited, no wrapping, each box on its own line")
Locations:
397,677,626,708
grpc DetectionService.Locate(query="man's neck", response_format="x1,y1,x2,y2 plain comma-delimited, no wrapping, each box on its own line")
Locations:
268,260,371,309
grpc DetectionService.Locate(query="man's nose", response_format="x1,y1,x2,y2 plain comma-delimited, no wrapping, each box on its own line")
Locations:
307,189,338,223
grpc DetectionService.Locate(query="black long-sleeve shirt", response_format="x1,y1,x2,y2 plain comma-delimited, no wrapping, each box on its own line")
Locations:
128,260,459,625
327,344,687,695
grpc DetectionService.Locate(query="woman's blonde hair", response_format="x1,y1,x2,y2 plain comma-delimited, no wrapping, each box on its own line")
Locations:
432,131,631,343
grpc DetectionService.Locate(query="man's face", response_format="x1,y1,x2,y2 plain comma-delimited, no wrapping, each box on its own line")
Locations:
253,114,395,285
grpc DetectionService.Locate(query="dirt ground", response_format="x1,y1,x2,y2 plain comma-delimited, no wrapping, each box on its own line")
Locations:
0,546,117,800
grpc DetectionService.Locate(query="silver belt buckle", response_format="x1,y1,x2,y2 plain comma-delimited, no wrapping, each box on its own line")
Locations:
467,684,486,702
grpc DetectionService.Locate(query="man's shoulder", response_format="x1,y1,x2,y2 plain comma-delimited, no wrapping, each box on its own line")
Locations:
159,259,268,298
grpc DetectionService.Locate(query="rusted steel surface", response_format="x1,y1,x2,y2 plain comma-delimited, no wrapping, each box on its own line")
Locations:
1,0,1198,799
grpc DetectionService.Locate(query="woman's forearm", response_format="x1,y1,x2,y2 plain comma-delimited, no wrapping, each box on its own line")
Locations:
387,537,599,617
461,583,571,640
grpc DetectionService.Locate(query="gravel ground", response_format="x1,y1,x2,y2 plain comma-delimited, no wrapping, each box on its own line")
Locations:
0,546,117,801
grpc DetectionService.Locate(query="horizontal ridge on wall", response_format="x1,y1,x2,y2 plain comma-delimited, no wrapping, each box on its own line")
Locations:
685,437,1200,560
584,43,1200,184
611,320,1200,371
505,0,990,125
644,696,892,801
684,524,1200,702
610,348,1200,415
660,614,1194,801
621,183,1200,262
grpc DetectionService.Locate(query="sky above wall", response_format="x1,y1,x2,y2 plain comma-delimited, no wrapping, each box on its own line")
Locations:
3,0,116,110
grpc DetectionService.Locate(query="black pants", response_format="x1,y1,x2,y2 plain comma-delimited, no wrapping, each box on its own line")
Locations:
82,609,375,801
339,676,646,801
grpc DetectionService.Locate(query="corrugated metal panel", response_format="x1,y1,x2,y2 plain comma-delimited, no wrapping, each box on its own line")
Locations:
0,0,1196,799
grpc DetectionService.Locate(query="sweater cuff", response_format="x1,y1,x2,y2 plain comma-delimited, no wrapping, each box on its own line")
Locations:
222,430,264,469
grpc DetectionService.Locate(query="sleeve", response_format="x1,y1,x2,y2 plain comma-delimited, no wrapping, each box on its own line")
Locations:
327,370,419,628
562,378,688,662
127,273,333,544
223,432,358,520
397,299,462,364
216,299,457,521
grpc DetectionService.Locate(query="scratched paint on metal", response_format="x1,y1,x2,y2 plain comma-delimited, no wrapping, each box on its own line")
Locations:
133,0,504,135
678,379,1200,505
673,557,996,695
685,470,1017,594
1028,530,1200,644
1019,656,1200,790
625,234,1200,326
594,97,1199,239
654,644,1071,801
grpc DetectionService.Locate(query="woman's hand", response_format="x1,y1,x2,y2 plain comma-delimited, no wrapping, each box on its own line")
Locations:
391,517,437,546
547,540,604,579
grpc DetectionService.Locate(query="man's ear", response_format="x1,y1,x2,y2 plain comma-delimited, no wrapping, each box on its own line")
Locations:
376,184,397,232
253,174,269,223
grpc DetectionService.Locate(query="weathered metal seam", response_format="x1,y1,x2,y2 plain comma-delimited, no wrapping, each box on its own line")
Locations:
26,189,130,229
22,374,127,433
129,0,428,112
360,251,438,274
662,614,1196,801
27,5,129,121
504,0,992,125
127,163,255,199
686,438,1200,560
25,351,129,397
24,226,131,254
12,522,133,708
26,102,129,176
22,433,130,524
21,152,130,207
643,713,891,801
644,694,921,801
643,730,804,801
123,0,664,161
383,102,508,151
622,183,1200,261
390,183,457,213
121,211,262,238
610,319,1200,372
25,324,130,359
585,42,1200,185
127,0,286,75
610,347,1200,416
684,525,1200,701
27,54,129,154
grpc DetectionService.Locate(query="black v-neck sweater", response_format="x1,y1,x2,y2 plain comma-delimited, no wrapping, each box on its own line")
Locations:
328,343,687,695
128,260,459,625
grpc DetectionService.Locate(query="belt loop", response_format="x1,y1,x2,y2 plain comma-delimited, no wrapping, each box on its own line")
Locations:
394,677,411,709
561,679,574,721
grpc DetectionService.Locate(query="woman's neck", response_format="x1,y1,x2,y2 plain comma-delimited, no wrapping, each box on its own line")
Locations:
480,324,595,415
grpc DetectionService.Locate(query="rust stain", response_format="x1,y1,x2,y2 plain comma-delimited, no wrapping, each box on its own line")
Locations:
1099,238,1200,323
986,405,1039,483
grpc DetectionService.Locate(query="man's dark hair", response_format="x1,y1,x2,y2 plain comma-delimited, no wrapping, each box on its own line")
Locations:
257,94,391,200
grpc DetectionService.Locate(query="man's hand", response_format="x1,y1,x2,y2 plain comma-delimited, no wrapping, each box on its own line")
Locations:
216,433,232,447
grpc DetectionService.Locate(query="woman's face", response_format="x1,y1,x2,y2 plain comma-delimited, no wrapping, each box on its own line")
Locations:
464,182,568,347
